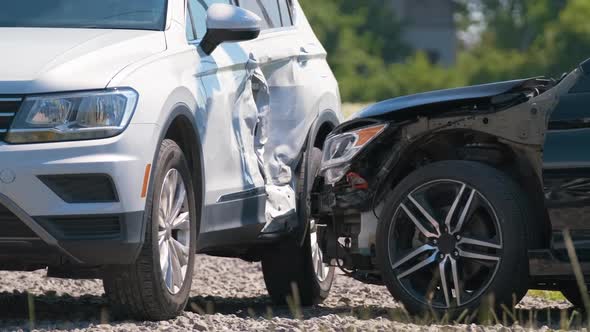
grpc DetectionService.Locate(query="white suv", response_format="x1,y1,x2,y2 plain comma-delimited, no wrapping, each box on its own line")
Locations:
0,0,341,320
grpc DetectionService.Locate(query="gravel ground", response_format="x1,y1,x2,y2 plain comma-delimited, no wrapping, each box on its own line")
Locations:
0,255,581,331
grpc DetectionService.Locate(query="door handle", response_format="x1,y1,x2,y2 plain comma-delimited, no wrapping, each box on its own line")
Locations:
297,47,310,65
246,59,258,70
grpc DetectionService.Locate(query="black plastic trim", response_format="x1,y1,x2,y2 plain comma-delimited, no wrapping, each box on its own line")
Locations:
0,193,80,263
36,215,121,240
38,174,119,203
0,97,20,141
199,193,266,252
217,187,265,203
0,203,38,238
201,28,260,55
294,111,340,245
198,223,267,253
35,211,144,265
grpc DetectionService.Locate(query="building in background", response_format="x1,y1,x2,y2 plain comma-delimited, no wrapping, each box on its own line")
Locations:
391,0,457,66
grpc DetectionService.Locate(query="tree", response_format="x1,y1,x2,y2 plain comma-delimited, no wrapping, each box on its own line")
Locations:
299,0,590,103
298,0,410,101
538,0,590,76
455,0,564,51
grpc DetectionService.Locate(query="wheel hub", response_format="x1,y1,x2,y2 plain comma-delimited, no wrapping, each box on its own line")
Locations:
436,233,456,255
388,179,504,309
157,168,191,295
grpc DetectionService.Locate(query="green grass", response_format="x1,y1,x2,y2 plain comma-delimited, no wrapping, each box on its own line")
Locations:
526,290,567,302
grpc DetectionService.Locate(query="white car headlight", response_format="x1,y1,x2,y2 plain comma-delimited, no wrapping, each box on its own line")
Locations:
6,89,138,143
321,123,387,185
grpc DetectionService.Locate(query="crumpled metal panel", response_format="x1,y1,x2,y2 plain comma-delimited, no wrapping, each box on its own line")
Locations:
232,60,266,190
353,77,543,119
233,58,298,231
229,0,340,232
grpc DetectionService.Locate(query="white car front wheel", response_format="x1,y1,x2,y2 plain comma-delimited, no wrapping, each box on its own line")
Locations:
103,139,197,320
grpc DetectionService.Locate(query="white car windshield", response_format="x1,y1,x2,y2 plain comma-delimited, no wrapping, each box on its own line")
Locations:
0,0,168,31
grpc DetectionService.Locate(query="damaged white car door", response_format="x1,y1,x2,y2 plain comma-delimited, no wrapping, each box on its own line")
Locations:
243,0,331,234
190,1,337,245
187,0,268,235
242,0,302,233
191,0,299,237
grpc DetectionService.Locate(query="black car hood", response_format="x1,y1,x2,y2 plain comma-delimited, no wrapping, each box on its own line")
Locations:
352,78,543,119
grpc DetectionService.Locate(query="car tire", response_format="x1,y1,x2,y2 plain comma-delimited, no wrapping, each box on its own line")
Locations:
103,139,197,320
376,160,530,316
261,147,335,306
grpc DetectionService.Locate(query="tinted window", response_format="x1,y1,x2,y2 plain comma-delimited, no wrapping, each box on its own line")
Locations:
260,0,282,28
240,0,293,29
0,0,168,30
277,0,292,26
187,0,231,39
239,0,272,29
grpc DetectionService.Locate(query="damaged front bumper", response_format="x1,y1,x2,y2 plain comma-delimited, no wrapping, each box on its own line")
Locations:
312,65,590,281
314,70,572,213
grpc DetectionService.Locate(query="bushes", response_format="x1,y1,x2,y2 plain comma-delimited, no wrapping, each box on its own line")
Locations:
300,0,590,103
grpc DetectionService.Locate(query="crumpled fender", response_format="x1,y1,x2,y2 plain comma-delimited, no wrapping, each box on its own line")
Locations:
294,110,340,245
353,77,547,120
393,71,580,182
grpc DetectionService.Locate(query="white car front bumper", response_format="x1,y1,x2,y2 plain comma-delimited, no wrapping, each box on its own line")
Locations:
0,123,160,265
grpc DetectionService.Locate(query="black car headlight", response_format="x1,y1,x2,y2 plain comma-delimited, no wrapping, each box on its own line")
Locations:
6,88,138,143
320,123,387,185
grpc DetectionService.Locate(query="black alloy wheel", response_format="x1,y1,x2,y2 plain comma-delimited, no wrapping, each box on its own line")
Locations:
377,161,531,316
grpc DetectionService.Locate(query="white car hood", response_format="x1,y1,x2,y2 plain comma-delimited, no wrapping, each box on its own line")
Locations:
0,28,166,94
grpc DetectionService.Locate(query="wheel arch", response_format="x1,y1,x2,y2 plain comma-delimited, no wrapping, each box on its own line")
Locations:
307,109,340,149
295,110,340,245
303,109,340,189
150,105,205,241
380,129,550,250
300,109,340,179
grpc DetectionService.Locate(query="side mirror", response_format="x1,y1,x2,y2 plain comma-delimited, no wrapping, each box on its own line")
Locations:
201,4,261,55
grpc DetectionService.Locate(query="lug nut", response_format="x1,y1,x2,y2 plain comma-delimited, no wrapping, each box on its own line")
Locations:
439,254,445,259
433,239,438,245
456,235,461,240
453,250,459,257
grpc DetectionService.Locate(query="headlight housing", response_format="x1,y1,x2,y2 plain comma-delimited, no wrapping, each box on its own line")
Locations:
321,123,387,185
6,89,138,144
